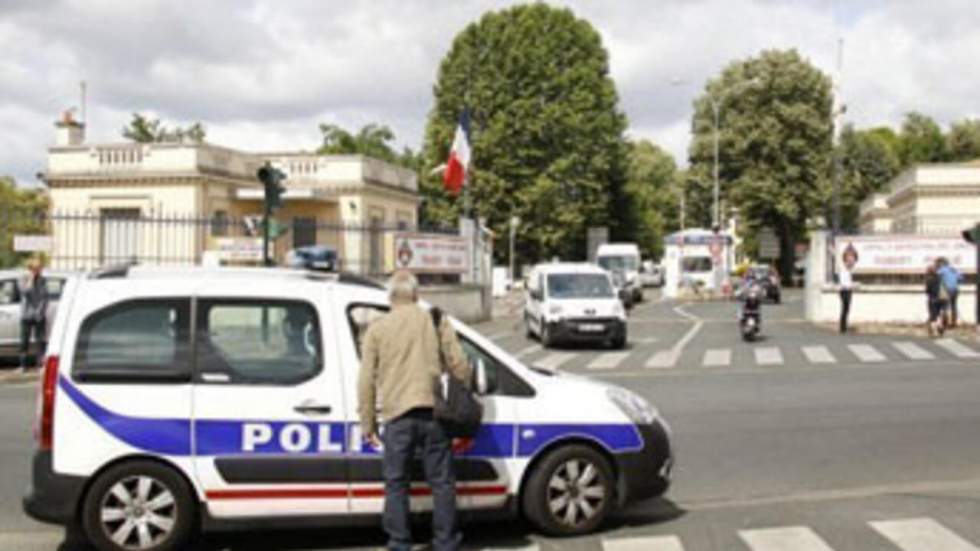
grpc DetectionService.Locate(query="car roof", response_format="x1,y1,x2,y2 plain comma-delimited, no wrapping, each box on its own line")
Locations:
597,243,640,254
533,262,610,276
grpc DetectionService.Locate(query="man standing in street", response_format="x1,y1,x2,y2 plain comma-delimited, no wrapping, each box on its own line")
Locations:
838,245,858,334
936,257,962,328
358,269,472,551
19,257,49,372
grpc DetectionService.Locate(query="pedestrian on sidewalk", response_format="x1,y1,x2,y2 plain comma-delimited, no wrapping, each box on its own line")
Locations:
19,257,49,371
837,245,858,334
925,263,948,337
936,257,962,328
358,269,472,551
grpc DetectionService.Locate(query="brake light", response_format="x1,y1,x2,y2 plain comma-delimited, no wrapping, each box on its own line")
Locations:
35,356,59,450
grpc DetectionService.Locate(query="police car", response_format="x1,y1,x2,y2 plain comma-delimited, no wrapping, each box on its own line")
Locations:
23,266,672,551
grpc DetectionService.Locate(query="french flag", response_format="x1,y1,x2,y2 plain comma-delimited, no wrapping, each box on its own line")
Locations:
443,110,471,195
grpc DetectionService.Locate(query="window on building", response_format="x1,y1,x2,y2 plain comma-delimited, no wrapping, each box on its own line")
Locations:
211,210,230,237
73,299,191,382
292,217,317,249
196,299,322,385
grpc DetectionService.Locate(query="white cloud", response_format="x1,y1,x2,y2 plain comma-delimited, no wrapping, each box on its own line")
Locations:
1,0,978,184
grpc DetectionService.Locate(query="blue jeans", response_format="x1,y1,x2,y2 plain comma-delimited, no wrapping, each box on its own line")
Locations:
382,408,460,551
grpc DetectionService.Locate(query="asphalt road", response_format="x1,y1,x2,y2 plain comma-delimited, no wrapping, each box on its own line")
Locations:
3,289,980,550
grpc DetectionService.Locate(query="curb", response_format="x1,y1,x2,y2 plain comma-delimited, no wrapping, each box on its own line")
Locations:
0,369,40,385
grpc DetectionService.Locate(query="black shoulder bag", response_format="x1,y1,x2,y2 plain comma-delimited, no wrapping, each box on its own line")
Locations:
430,308,483,438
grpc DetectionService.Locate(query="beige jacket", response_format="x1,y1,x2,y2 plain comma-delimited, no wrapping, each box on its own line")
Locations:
357,303,471,436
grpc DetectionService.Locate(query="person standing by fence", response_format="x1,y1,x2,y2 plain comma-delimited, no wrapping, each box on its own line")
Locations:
19,257,49,371
936,257,961,328
837,245,858,334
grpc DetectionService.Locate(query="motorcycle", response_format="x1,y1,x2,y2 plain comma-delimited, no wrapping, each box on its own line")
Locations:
739,281,763,342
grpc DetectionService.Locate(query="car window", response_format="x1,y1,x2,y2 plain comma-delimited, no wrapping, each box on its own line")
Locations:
546,274,614,299
197,300,322,385
458,335,534,398
682,257,713,272
0,279,19,305
45,277,65,299
73,299,191,382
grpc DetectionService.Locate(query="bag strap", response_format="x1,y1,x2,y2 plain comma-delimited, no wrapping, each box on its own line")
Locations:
430,307,447,373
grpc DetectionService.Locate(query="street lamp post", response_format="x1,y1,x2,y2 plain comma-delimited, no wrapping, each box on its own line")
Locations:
509,215,520,283
711,99,721,228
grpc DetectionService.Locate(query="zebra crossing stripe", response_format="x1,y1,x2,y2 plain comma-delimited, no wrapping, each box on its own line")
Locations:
754,347,783,365
935,338,980,359
587,352,631,370
802,345,836,364
849,344,887,363
703,349,731,367
870,517,980,551
535,352,575,370
738,526,835,551
892,341,935,360
602,535,684,551
646,350,679,369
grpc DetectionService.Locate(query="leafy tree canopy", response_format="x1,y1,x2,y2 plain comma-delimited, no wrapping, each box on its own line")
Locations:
0,176,50,268
946,118,980,162
897,111,946,165
624,140,679,259
122,113,206,144
836,124,901,231
688,49,833,280
421,3,629,265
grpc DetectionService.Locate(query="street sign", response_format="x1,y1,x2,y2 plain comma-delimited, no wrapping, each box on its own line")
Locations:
758,229,780,259
13,235,53,253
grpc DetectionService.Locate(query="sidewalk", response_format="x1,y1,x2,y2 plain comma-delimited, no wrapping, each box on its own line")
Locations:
0,368,40,385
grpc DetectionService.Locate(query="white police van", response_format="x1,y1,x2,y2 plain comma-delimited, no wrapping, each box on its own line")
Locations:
24,266,672,551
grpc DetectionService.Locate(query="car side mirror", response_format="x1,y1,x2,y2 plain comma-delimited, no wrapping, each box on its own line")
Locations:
529,289,542,301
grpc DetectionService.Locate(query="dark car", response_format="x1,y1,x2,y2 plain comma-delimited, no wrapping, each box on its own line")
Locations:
749,265,781,303
285,245,340,272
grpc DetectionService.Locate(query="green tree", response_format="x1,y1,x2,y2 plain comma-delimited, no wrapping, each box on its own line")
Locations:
0,177,50,268
688,49,833,281
946,118,980,162
317,123,401,163
837,124,901,231
897,112,946,165
624,140,679,259
121,113,206,143
421,3,629,265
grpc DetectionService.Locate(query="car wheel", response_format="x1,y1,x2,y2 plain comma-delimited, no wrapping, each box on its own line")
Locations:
540,321,553,349
525,313,535,339
611,332,627,350
522,445,614,537
82,460,196,551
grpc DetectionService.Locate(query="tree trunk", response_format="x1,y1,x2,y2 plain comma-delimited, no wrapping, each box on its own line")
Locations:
777,223,795,287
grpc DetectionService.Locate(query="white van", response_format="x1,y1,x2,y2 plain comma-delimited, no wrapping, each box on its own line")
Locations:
595,243,643,303
24,266,672,551
524,263,628,349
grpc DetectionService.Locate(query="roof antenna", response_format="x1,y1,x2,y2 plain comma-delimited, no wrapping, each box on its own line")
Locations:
80,80,87,124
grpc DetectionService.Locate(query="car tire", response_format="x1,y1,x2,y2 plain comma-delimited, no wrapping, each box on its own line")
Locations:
82,460,196,551
611,332,627,350
522,444,615,537
525,313,535,339
540,321,553,349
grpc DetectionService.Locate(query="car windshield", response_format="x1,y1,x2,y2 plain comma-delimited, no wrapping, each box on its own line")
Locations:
547,273,614,299
682,256,713,273
598,255,638,272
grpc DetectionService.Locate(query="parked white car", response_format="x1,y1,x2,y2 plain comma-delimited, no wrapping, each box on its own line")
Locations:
596,243,643,303
23,266,672,551
639,260,664,288
524,263,628,349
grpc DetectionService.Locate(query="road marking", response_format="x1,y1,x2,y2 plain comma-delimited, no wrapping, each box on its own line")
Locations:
849,344,887,363
892,341,935,361
754,347,783,365
702,349,731,367
646,350,680,369
486,331,512,341
587,352,631,370
802,345,836,364
870,518,980,551
738,526,835,551
633,337,659,344
603,535,685,551
935,338,980,359
535,352,575,370
514,344,541,358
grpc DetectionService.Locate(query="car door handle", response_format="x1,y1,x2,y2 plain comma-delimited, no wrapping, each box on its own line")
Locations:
293,403,333,416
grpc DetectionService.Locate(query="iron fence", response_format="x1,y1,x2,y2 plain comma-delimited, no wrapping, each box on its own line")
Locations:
0,209,456,277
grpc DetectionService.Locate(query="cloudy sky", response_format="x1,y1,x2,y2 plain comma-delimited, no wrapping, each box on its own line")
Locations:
2,0,978,186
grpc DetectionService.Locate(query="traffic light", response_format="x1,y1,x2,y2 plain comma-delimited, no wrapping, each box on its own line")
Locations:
257,163,287,211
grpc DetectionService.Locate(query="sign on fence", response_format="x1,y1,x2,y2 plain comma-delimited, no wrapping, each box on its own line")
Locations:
388,233,468,274
206,237,264,262
13,235,53,253
839,235,976,274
